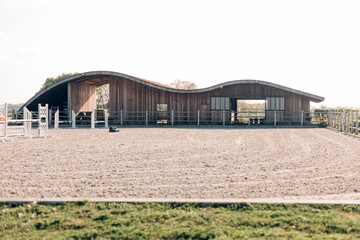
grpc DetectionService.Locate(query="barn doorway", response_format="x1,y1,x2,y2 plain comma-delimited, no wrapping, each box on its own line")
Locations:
230,99,266,124
96,84,109,110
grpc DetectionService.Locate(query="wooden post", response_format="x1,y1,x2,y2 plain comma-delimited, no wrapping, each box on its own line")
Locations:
171,110,174,126
197,110,200,126
340,111,343,132
274,110,277,126
120,110,123,125
248,110,251,126
146,110,148,126
350,110,354,133
356,110,359,135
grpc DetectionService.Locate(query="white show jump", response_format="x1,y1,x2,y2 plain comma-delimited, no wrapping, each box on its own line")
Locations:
54,110,76,129
53,109,108,129
91,109,108,129
0,103,49,141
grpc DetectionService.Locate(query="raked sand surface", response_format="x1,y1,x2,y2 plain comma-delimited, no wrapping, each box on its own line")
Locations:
1,128,360,203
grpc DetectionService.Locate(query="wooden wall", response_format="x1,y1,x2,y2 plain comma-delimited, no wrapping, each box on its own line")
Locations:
108,76,312,114
68,76,313,118
68,82,96,113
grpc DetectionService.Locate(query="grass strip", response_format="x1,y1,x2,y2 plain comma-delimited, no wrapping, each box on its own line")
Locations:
0,201,360,239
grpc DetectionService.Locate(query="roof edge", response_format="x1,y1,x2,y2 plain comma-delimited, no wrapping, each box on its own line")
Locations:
21,71,324,110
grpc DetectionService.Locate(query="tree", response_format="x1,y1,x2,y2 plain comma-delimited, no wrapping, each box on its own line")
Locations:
39,73,79,92
96,84,110,109
169,79,197,89
237,100,265,112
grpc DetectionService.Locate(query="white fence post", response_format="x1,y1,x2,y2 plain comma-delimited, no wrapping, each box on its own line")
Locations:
54,109,59,129
91,111,95,129
197,110,200,126
248,110,251,126
72,110,76,128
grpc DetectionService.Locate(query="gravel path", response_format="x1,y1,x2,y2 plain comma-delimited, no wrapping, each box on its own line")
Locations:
1,128,360,202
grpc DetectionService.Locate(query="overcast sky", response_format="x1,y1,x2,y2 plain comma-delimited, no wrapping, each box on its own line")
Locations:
1,0,359,108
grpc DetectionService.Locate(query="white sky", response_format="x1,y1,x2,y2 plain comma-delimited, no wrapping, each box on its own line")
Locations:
1,0,359,108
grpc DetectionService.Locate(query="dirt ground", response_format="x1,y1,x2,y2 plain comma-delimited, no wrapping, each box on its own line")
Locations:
1,127,360,202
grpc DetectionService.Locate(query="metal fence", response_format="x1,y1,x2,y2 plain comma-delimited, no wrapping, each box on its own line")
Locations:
38,109,328,128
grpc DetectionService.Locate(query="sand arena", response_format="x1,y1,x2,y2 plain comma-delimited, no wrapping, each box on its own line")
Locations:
1,128,360,203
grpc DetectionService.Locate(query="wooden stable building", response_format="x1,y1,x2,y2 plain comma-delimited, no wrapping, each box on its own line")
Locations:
22,71,324,124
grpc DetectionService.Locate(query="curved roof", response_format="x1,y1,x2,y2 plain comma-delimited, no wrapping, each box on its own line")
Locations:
22,71,324,110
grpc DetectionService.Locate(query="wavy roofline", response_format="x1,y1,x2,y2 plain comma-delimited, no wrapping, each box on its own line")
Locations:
22,71,324,109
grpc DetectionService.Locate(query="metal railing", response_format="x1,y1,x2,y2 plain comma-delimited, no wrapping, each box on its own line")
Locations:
14,109,331,128
68,110,327,127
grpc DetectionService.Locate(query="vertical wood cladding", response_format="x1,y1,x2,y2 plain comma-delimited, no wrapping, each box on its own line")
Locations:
68,82,96,113
70,77,315,115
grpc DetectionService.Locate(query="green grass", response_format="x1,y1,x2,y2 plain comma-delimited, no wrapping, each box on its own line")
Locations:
1,202,360,239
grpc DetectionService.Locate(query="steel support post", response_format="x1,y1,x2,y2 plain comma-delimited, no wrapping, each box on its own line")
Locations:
274,110,277,126
197,110,200,126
